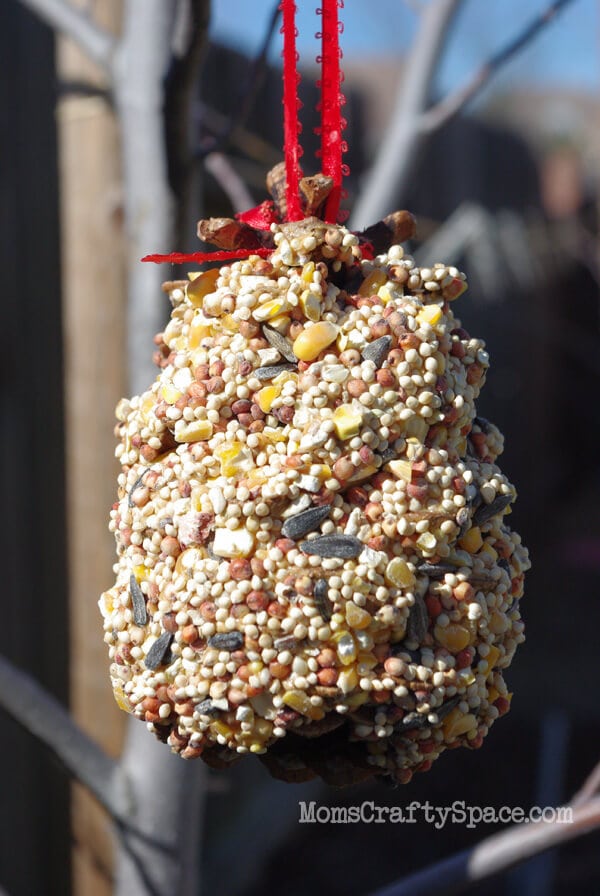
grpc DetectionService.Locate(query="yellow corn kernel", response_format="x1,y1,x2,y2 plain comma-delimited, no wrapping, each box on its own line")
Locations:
214,441,253,476
282,690,324,720
272,369,296,386
299,289,321,321
252,297,291,322
403,416,429,441
255,383,281,413
416,304,443,327
188,313,214,349
485,645,501,671
359,269,387,296
347,463,377,484
264,313,291,333
332,403,363,440
219,314,239,332
99,590,115,616
416,532,437,552
140,393,156,423
160,382,183,405
248,660,263,675
346,603,372,630
174,419,214,443
434,623,471,652
175,548,204,575
345,690,369,708
254,719,273,741
113,686,132,714
387,459,413,482
301,261,315,283
293,321,339,361
337,667,359,694
480,542,498,562
377,285,394,303
186,268,220,307
487,686,500,703
356,652,378,673
133,565,146,583
211,720,233,739
311,464,331,480
488,611,508,635
458,526,483,553
385,558,416,589
443,710,477,740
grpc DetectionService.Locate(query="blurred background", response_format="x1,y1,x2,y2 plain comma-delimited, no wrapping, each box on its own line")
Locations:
2,0,599,894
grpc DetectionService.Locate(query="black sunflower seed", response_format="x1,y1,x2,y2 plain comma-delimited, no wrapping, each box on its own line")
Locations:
273,635,299,651
282,504,331,540
362,335,392,367
418,562,453,579
129,574,147,626
145,632,173,670
255,362,297,380
456,506,471,538
299,534,363,559
436,695,461,721
263,324,297,363
498,558,510,575
313,578,332,621
127,471,147,507
472,494,512,527
208,632,244,651
474,416,491,434
195,699,219,717
399,711,430,731
378,446,397,464
406,594,429,642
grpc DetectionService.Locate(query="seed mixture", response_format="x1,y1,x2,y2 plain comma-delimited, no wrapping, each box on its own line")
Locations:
100,202,529,786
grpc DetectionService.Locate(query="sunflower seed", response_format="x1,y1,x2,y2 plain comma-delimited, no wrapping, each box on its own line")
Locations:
474,416,491,434
418,562,453,579
377,446,397,464
299,534,363,559
129,574,147,626
456,506,471,538
313,578,332,621
498,558,510,575
273,635,299,651
362,335,392,367
255,362,297,380
406,594,429,642
399,711,429,731
281,504,331,540
263,324,297,363
472,494,512,527
127,471,147,507
195,699,220,717
207,632,244,651
145,632,173,670
435,695,461,721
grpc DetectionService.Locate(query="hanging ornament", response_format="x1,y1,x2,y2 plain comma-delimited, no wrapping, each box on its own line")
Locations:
101,1,529,786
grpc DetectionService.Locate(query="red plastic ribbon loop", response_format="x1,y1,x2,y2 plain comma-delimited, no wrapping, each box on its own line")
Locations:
316,0,347,223
280,0,303,221
141,248,272,265
236,201,279,229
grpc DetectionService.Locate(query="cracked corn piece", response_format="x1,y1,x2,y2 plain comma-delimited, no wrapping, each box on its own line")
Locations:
100,211,529,786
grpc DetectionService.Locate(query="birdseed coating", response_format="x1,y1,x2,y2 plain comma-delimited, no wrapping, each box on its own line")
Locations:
100,216,529,786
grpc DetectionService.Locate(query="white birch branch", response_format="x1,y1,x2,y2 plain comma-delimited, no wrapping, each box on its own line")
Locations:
350,0,463,229
17,0,115,71
371,796,600,896
420,0,578,134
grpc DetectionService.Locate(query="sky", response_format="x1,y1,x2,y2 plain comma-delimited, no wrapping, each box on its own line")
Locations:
209,0,599,101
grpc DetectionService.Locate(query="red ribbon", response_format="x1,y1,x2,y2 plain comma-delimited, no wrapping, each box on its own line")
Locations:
317,0,346,223
141,248,272,265
280,0,304,220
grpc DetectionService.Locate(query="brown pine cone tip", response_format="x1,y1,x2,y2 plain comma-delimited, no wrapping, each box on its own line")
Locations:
100,166,529,787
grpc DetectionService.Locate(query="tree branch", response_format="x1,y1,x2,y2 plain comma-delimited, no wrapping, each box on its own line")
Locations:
350,0,463,228
17,0,115,72
0,652,128,821
420,0,579,134
204,152,255,213
572,756,600,809
371,795,600,896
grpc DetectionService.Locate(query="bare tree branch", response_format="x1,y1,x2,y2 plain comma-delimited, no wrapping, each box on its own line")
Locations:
204,151,255,213
371,796,600,896
420,0,578,134
350,0,463,228
17,0,115,71
197,0,281,158
0,653,128,821
572,757,600,809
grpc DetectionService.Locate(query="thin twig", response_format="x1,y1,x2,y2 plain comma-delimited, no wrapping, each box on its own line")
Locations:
196,0,281,158
370,796,600,896
204,152,255,213
350,0,463,228
421,0,578,134
0,652,128,820
17,0,115,71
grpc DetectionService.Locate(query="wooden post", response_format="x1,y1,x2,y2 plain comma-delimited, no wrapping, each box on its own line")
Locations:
57,3,126,893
